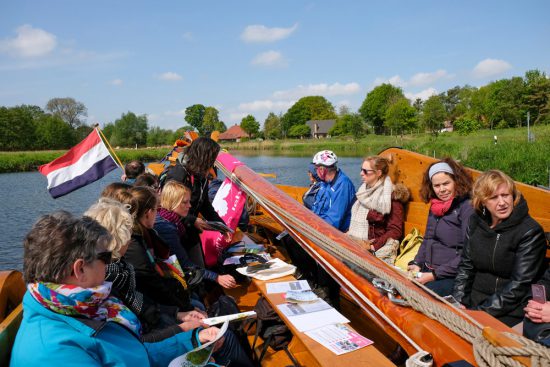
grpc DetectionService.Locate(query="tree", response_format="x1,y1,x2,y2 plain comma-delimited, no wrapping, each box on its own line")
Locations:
147,126,174,146
422,95,447,136
384,98,418,136
34,115,75,149
110,112,148,147
358,83,404,134
281,96,336,137
201,107,220,136
328,113,365,140
0,105,38,150
214,121,227,132
184,104,206,133
287,124,310,138
263,112,282,139
523,70,550,125
45,97,87,128
453,118,481,135
240,114,260,138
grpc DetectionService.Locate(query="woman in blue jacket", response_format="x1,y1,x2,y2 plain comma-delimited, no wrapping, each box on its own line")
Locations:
11,211,220,367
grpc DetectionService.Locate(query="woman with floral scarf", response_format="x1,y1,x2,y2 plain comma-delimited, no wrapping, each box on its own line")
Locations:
11,210,219,366
347,156,409,264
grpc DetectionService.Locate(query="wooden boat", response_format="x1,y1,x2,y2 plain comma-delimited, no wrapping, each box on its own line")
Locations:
2,146,548,366
219,147,550,366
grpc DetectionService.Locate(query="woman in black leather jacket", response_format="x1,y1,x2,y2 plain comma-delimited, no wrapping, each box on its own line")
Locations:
453,170,547,327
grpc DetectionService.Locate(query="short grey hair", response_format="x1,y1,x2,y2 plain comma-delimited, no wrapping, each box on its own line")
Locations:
23,211,112,284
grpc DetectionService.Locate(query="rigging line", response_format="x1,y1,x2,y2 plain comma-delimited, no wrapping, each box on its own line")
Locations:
218,167,424,352
219,164,482,340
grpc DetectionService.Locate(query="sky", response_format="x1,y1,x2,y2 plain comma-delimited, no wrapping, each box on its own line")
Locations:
1,0,549,131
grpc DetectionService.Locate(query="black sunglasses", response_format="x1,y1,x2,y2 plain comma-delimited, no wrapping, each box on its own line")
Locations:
361,168,376,175
96,251,112,264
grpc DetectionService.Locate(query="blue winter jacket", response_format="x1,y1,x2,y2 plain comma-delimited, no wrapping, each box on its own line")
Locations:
312,169,356,231
11,292,195,367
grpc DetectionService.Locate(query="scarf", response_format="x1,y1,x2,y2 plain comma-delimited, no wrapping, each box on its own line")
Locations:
348,176,393,241
158,207,186,238
105,259,144,316
28,281,141,336
430,197,454,217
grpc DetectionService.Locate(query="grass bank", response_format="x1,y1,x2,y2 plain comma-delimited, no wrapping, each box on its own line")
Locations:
1,126,548,186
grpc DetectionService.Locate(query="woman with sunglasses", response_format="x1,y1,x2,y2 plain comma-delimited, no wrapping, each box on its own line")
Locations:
408,158,474,296
11,211,213,366
347,156,409,264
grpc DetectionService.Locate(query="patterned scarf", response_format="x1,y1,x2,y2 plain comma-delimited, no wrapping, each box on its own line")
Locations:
28,281,142,336
158,207,186,238
430,197,455,217
348,176,393,241
105,259,144,316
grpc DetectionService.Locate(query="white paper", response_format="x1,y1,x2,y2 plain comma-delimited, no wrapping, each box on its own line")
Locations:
305,324,373,355
266,280,311,294
168,320,228,367
236,258,296,281
283,307,350,332
202,311,256,326
277,299,332,317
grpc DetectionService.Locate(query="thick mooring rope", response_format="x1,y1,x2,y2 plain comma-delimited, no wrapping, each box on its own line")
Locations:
219,165,550,366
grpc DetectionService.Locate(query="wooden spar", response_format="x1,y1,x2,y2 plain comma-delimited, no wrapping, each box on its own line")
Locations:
227,162,491,366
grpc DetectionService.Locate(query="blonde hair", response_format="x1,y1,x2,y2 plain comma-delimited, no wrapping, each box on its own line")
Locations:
472,170,521,213
161,181,191,211
364,155,390,178
84,198,133,259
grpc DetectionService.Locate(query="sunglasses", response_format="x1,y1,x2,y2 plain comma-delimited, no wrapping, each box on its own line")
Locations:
361,168,376,175
96,251,112,264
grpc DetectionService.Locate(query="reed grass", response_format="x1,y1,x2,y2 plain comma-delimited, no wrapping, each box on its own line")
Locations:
1,126,548,186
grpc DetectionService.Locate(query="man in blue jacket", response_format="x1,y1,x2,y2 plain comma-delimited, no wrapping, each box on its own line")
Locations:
311,150,356,231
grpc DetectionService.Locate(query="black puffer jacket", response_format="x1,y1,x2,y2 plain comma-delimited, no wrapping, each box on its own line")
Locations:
453,196,547,326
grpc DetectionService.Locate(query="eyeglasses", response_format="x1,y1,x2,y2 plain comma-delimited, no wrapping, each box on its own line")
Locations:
361,168,376,175
96,251,112,264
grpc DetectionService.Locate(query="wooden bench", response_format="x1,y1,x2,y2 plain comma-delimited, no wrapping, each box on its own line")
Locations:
249,275,395,367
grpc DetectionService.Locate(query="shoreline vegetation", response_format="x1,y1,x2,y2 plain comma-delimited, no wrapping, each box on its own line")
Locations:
0,125,548,187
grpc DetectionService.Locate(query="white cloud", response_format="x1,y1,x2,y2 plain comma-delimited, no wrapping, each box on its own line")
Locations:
272,82,361,100
238,99,294,112
110,79,123,86
241,23,298,43
164,109,186,117
374,70,450,89
158,72,182,81
0,24,56,57
472,58,512,78
405,88,438,101
251,50,287,67
229,112,248,121
409,69,450,87
182,32,193,41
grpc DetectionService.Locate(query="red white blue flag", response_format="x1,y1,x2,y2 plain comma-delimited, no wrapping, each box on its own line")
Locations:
39,129,119,198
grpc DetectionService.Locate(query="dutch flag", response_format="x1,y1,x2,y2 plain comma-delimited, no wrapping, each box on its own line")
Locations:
39,129,119,198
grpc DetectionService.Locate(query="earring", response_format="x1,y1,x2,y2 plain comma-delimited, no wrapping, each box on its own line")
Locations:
482,206,486,216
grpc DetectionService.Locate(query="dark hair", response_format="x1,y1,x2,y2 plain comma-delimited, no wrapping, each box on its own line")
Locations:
23,211,111,283
128,186,158,230
134,173,160,189
185,137,220,176
124,160,145,179
419,157,473,203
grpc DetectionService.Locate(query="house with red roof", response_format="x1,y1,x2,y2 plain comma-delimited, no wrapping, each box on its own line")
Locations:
218,125,250,142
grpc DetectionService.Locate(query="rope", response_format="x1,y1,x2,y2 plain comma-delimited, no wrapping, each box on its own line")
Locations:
218,163,550,366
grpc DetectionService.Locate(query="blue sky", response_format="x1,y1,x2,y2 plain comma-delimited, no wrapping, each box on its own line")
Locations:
1,1,549,130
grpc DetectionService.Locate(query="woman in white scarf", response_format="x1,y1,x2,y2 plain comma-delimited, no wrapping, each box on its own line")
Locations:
347,156,409,262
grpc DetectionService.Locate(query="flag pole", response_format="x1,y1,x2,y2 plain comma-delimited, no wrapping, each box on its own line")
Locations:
94,124,124,171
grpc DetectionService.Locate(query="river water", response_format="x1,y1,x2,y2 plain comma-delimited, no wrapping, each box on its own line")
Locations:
0,154,364,271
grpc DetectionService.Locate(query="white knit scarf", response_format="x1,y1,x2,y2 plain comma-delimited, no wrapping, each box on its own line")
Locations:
347,176,393,241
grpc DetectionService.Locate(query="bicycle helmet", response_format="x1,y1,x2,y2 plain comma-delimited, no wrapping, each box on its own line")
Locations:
312,150,338,167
